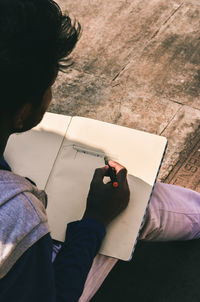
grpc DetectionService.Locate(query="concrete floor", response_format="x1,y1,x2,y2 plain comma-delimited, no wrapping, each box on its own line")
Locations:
50,0,200,192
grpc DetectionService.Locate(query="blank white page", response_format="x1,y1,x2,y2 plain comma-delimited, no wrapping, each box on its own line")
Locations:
4,112,71,189
45,116,167,260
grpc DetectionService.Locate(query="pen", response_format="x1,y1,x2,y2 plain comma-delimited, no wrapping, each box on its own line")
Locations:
104,157,119,188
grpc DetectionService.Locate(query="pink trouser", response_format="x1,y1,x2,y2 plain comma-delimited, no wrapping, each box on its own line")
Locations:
54,182,200,302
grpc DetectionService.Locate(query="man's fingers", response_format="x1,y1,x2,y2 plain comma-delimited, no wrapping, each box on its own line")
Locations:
92,166,109,183
108,160,127,183
116,168,128,184
92,161,128,185
108,160,125,173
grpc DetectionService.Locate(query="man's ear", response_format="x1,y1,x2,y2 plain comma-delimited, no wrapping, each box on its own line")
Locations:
13,103,32,130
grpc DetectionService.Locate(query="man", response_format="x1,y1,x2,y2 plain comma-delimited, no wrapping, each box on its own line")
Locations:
0,1,129,301
1,1,200,302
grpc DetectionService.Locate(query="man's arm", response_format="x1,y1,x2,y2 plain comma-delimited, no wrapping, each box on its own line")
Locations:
0,222,105,302
0,162,129,302
53,219,105,302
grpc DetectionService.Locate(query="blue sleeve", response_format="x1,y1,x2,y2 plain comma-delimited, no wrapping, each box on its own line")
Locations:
53,218,106,302
0,219,105,302
0,234,56,302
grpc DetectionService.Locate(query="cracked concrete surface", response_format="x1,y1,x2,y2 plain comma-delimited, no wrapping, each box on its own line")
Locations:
49,0,200,190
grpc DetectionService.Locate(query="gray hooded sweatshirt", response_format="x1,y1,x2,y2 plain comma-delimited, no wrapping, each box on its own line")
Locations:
0,170,49,279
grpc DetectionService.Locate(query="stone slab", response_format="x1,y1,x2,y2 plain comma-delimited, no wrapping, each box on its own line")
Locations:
51,0,200,190
164,133,200,192
50,70,181,134
56,0,182,78
110,91,181,134
113,1,200,109
158,105,200,187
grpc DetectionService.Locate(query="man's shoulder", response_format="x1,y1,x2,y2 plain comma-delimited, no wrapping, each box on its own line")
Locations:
0,170,34,197
0,170,48,226
0,170,47,208
0,170,50,279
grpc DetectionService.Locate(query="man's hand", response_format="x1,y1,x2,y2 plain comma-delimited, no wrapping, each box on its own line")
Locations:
83,161,130,227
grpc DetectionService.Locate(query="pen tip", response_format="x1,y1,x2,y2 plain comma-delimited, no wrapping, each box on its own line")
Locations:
104,156,109,165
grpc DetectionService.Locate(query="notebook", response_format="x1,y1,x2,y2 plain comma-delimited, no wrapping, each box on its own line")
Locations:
5,112,167,261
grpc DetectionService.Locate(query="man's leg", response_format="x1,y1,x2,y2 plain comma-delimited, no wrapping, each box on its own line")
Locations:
140,182,200,241
78,182,200,302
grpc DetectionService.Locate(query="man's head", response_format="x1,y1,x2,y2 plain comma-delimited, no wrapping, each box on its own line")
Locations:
0,0,81,132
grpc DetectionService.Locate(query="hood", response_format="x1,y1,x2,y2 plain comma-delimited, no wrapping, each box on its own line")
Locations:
0,170,35,207
0,170,49,279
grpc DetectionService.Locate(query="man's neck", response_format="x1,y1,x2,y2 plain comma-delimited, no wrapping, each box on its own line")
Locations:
0,118,11,160
0,134,9,160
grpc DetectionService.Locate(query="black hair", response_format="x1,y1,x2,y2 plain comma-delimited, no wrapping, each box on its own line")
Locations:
0,0,81,113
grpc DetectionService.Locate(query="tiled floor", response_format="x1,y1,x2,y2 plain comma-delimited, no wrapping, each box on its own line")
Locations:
50,0,200,191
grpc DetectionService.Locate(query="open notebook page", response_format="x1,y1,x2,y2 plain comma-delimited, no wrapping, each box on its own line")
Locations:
4,112,71,189
45,116,167,260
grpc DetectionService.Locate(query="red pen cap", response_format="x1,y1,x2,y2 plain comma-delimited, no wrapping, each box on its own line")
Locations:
113,182,119,188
